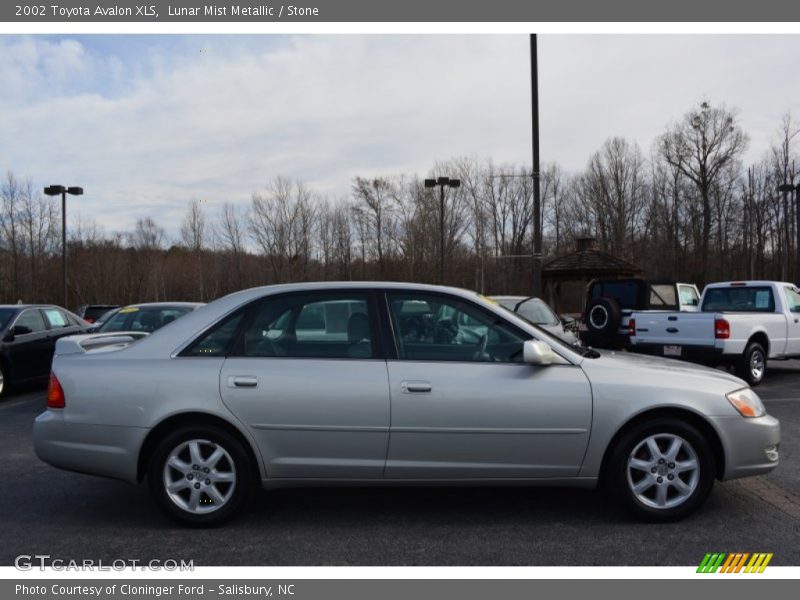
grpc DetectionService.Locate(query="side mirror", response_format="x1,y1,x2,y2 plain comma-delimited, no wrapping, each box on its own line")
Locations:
560,315,576,327
12,325,32,336
523,339,557,366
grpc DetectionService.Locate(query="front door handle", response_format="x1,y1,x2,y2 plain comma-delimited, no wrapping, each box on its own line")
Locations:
228,375,258,388
400,380,432,393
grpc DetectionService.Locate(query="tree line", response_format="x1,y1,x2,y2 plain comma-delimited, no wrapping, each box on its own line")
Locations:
1,101,797,308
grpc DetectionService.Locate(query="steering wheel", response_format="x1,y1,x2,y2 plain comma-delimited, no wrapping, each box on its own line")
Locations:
472,333,489,361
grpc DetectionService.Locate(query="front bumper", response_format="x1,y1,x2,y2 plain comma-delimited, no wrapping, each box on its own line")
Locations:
710,414,781,480
33,410,147,483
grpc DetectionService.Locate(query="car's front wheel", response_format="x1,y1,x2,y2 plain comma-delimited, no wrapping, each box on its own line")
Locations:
607,418,715,521
148,425,254,525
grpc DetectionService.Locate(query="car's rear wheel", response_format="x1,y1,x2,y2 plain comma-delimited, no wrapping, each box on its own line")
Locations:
737,342,766,386
607,418,715,521
148,425,253,526
0,363,8,398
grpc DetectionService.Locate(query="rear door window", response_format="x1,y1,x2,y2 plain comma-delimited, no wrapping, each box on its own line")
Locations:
231,292,377,359
15,309,47,333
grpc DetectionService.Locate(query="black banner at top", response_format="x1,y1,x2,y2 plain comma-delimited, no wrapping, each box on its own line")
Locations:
3,0,800,22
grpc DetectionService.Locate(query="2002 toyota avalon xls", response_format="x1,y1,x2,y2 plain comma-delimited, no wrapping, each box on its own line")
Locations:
33,282,780,525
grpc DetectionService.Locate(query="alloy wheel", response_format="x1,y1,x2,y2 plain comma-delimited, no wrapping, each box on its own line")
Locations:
626,433,700,509
162,439,236,515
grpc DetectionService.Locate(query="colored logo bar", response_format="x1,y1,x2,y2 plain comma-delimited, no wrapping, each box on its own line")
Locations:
697,552,773,573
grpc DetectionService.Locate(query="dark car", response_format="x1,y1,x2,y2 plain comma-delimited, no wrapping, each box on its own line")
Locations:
0,304,89,397
75,304,119,324
92,302,204,334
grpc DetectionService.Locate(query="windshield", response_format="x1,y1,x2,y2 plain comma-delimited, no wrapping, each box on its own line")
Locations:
97,306,193,333
0,308,16,330
481,295,594,359
515,298,560,326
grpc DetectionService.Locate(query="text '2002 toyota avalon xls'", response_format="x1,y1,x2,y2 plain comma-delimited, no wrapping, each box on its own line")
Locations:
34,282,780,525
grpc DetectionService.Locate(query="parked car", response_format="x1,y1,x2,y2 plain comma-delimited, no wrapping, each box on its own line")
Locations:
75,304,119,324
629,281,800,385
491,295,580,345
0,304,89,397
34,282,780,525
580,278,700,349
90,302,204,334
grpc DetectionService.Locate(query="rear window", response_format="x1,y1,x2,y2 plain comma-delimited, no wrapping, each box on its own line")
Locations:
589,281,640,310
702,287,775,312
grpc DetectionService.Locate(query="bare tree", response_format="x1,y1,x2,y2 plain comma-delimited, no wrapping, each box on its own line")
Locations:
659,101,748,282
180,199,207,300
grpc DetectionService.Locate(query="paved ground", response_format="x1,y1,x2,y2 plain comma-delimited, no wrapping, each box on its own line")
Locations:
2,362,799,567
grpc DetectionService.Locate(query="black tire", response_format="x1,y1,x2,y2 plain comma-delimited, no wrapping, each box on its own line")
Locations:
0,362,9,398
586,297,622,336
606,418,715,522
148,424,254,526
736,342,766,386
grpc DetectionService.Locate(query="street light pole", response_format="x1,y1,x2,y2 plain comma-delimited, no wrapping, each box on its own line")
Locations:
44,185,83,307
530,33,543,297
425,177,461,285
778,182,800,286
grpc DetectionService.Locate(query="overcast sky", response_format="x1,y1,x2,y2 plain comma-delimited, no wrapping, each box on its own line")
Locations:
1,34,798,239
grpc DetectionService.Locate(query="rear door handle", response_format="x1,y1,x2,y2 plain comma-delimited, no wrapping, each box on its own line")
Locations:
400,380,432,393
228,376,258,388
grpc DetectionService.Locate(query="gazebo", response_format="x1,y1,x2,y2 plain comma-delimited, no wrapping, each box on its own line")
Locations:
543,236,642,314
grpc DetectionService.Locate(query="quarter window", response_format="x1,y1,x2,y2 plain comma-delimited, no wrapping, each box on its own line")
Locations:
43,308,69,328
387,292,526,363
183,312,245,357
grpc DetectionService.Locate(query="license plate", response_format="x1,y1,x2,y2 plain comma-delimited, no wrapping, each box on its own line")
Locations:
664,345,682,357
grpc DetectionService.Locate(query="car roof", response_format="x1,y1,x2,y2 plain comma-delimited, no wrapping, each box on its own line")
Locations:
0,304,62,309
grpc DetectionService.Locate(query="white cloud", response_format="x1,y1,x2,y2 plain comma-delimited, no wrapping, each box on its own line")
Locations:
0,34,798,241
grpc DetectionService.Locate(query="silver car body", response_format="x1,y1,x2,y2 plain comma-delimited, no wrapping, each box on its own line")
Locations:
34,282,779,492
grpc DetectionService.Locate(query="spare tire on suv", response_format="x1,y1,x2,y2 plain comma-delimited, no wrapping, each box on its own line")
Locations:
586,297,621,336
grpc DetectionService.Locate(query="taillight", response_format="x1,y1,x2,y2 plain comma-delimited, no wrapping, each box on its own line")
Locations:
714,318,730,340
47,373,65,409
84,317,95,323
627,318,636,337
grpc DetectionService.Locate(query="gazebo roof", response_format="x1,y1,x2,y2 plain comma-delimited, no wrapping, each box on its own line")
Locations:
543,237,641,280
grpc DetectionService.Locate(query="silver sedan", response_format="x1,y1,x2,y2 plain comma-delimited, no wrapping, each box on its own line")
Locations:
34,282,780,525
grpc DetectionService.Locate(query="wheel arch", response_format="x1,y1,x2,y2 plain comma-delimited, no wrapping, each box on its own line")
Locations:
597,407,726,485
746,331,770,356
137,411,263,483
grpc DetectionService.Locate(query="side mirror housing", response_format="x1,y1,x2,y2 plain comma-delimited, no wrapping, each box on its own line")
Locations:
523,339,557,365
560,315,576,327
12,325,32,336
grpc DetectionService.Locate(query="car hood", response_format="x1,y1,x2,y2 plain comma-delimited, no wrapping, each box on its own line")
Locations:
586,349,747,390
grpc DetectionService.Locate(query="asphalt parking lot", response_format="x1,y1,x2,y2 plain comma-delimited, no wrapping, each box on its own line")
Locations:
2,362,800,567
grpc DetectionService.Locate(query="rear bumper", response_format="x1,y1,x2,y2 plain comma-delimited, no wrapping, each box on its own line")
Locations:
710,414,781,480
33,410,147,483
629,342,724,362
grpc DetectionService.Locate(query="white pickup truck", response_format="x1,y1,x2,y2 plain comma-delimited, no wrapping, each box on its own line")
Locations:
629,281,800,385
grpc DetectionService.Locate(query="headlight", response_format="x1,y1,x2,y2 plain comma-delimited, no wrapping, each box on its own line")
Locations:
726,388,765,418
